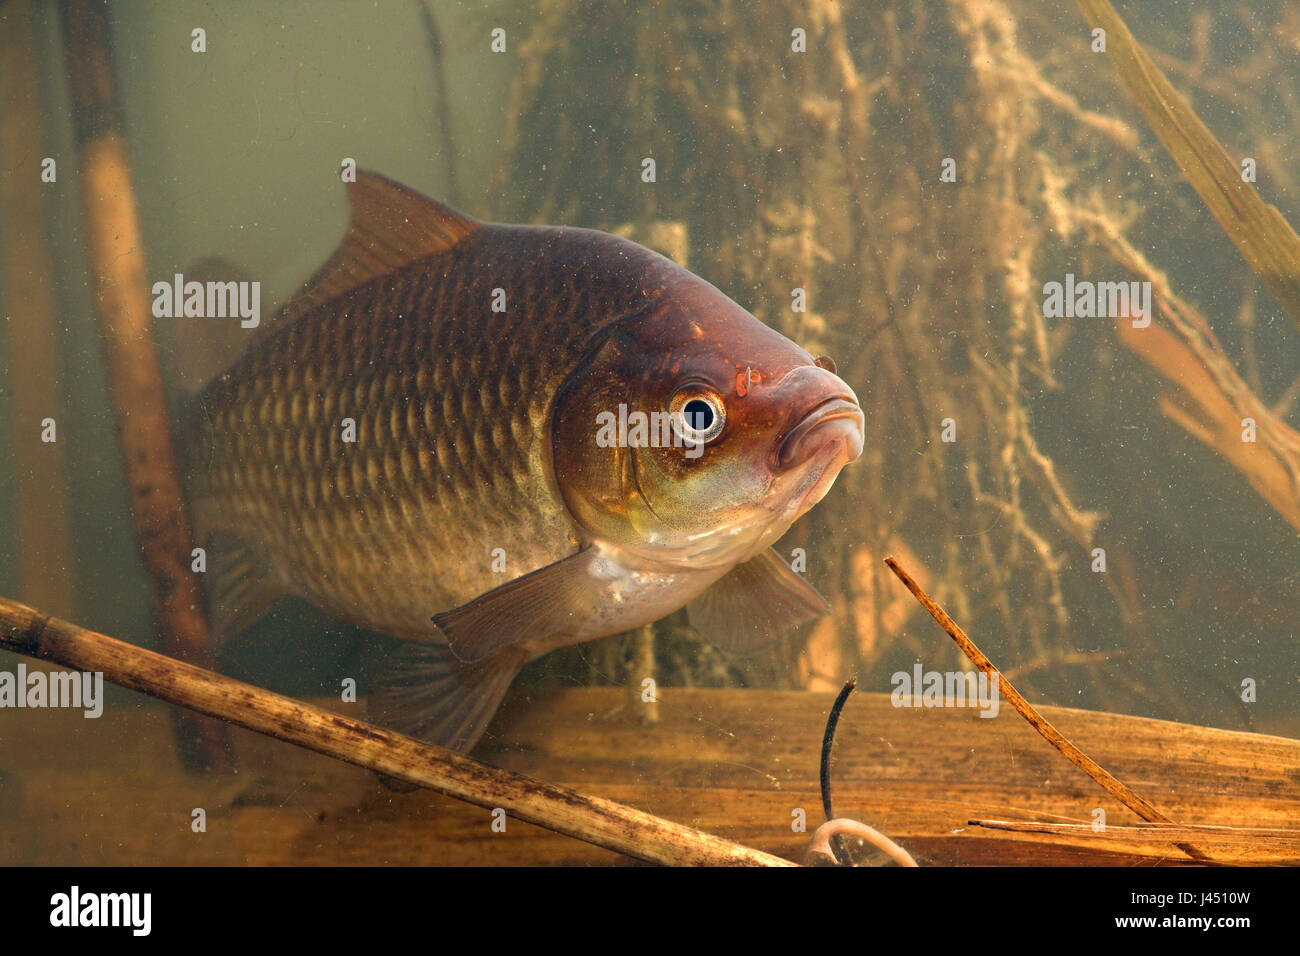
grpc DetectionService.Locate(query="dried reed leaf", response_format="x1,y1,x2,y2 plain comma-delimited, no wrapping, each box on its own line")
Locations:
1078,0,1300,333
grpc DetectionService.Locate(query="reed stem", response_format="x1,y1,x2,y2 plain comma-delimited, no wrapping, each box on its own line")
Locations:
884,554,1213,863
0,596,794,867
57,0,229,770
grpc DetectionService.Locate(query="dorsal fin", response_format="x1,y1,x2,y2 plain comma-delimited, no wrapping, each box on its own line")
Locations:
279,170,479,325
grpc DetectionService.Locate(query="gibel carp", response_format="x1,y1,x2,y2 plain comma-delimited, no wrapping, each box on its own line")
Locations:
183,172,864,752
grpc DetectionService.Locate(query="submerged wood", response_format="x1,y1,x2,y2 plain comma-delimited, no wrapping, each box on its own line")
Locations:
0,596,794,867
56,0,229,769
5,683,1296,865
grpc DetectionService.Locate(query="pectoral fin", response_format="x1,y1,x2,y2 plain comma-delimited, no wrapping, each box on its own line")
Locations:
431,549,598,663
687,547,831,655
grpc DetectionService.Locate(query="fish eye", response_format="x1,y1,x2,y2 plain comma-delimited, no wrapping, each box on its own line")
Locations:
669,386,726,446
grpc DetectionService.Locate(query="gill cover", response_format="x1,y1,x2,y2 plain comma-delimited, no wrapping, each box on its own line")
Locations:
550,316,665,551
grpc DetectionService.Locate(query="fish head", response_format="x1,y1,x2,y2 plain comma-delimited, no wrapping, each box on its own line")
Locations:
552,280,864,567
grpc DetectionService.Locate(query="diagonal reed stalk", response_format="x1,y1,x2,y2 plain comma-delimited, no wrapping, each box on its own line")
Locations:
884,555,1214,863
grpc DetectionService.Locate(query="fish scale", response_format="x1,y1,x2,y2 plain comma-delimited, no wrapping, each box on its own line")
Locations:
187,222,673,640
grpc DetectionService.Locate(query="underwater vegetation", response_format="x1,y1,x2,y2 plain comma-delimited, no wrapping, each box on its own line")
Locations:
495,0,1300,737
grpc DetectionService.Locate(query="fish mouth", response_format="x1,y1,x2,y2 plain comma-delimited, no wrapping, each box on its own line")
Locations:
776,397,865,471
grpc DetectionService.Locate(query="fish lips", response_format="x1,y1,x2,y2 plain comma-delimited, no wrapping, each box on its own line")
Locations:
776,396,865,472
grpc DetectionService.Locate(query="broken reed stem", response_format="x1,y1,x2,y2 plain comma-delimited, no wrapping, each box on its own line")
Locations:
417,0,460,207
968,818,1300,852
58,0,229,770
883,555,1213,863
1077,0,1300,335
0,597,793,867
631,623,659,724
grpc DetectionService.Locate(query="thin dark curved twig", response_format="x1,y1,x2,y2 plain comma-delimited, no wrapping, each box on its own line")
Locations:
811,676,919,867
820,677,857,822
820,677,857,865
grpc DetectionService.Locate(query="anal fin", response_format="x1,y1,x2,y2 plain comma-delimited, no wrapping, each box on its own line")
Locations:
687,547,831,655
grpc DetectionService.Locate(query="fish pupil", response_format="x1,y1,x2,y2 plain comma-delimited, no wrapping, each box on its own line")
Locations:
684,399,714,431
